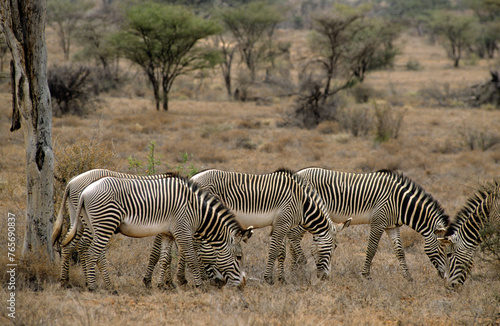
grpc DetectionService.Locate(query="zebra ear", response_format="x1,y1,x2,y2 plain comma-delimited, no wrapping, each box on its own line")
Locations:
334,217,352,232
437,236,452,246
238,226,253,243
434,227,446,238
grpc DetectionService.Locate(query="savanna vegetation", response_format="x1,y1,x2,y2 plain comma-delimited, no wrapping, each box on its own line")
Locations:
0,0,499,325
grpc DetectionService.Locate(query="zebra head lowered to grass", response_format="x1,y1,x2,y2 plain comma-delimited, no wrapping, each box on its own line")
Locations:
296,167,450,280
146,168,351,285
437,180,500,290
61,174,252,292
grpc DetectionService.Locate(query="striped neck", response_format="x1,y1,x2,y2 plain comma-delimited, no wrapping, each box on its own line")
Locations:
385,170,448,235
446,181,499,245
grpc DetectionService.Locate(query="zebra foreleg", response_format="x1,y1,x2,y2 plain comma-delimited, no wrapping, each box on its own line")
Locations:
385,227,412,281
176,234,204,288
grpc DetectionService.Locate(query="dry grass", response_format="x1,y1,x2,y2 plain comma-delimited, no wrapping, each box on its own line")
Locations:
0,30,499,325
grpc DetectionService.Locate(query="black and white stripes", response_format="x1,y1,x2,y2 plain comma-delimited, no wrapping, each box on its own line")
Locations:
61,174,248,291
296,167,449,279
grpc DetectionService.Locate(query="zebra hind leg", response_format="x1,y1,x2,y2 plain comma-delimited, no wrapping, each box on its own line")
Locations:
362,224,385,280
143,234,163,288
157,235,176,290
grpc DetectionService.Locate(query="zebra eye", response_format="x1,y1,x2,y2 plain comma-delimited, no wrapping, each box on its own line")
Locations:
236,254,242,261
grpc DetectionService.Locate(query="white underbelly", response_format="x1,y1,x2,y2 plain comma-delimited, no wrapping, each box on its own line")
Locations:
118,220,171,238
329,211,372,225
234,210,279,229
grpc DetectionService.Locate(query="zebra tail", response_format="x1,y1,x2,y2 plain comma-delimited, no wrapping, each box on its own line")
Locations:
61,195,87,247
51,184,70,246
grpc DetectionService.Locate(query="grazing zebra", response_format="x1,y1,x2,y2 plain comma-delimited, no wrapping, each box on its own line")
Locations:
146,168,351,285
51,169,175,287
295,167,450,280
438,180,500,289
61,175,251,291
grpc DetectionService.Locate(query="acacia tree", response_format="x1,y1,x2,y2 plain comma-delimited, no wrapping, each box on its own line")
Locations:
218,2,282,83
295,5,400,128
113,3,221,111
0,0,54,258
47,0,93,61
428,10,478,67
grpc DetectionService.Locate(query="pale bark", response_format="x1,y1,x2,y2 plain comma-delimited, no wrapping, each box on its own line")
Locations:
0,0,54,258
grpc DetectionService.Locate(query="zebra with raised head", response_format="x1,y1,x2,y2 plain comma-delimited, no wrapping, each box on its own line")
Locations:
51,169,174,288
61,174,251,291
438,180,500,289
145,168,351,285
295,167,450,280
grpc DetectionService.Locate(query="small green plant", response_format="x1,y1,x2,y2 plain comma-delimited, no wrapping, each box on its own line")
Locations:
128,141,199,177
175,152,199,178
127,141,163,175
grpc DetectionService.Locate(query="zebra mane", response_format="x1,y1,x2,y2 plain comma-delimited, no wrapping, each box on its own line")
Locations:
378,169,450,226
445,179,500,237
188,176,242,235
274,168,296,175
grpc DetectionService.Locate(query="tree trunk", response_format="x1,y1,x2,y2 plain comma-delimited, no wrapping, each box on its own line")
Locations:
1,0,54,258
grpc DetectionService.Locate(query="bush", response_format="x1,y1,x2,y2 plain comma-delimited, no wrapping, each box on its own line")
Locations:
406,58,422,71
479,218,500,264
458,126,500,151
48,65,100,116
374,102,406,143
336,105,373,137
350,84,376,103
53,135,115,248
54,135,116,219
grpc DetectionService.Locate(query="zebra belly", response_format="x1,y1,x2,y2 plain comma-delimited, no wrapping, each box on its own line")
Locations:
118,221,172,238
329,211,372,225
233,210,279,229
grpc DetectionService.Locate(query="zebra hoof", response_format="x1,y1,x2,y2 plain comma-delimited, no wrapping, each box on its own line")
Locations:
60,280,72,289
403,273,413,282
317,272,329,281
177,277,188,286
111,289,119,295
361,272,372,280
143,278,152,289
158,282,176,291
210,278,226,289
278,277,287,284
264,276,274,285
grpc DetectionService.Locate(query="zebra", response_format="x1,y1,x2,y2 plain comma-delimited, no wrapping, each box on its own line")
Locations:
145,168,351,285
51,169,176,288
295,167,450,280
61,174,252,291
437,180,500,289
